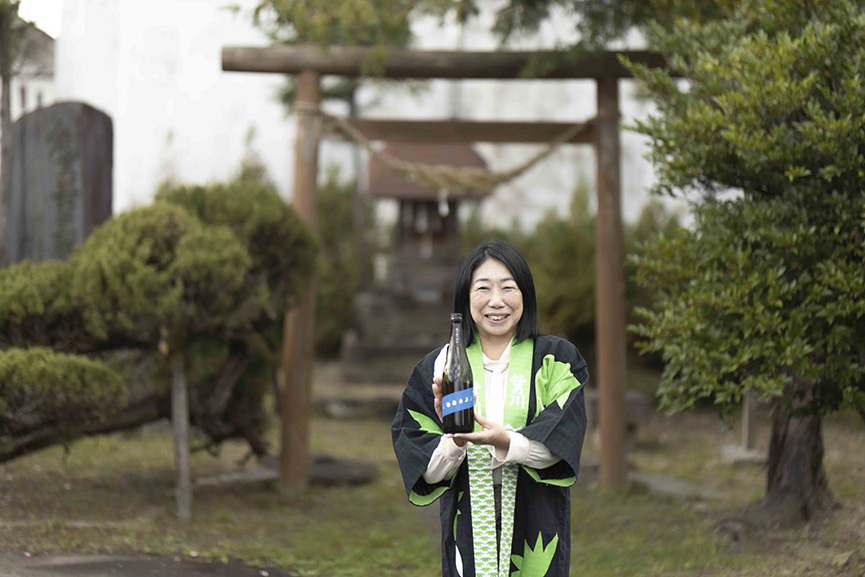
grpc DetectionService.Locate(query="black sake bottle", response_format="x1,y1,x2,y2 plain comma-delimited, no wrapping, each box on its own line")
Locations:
441,313,474,434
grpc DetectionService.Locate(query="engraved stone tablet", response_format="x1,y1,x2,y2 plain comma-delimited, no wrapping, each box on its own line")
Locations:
8,101,112,263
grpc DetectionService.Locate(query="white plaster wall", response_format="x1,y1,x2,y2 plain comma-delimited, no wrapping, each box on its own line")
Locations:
56,0,296,212
10,75,55,119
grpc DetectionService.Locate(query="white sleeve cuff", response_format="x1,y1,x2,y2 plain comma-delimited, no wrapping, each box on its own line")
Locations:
491,432,562,470
504,431,531,463
441,435,468,459
422,435,467,484
489,431,530,468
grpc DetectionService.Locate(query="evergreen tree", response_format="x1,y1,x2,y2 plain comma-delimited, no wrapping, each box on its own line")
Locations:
627,0,865,522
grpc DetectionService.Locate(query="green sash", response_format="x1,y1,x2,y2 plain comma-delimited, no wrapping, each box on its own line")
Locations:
465,337,534,577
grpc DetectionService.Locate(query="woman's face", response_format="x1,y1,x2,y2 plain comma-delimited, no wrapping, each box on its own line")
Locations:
469,258,524,345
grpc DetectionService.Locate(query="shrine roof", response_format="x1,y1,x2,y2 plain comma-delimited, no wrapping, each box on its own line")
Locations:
367,143,492,200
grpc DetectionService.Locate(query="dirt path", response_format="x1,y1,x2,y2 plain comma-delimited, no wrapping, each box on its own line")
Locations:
0,554,294,577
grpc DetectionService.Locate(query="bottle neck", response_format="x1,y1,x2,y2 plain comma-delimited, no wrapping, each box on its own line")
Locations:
450,321,463,347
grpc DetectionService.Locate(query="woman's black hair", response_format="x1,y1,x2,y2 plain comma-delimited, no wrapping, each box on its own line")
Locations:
453,240,539,346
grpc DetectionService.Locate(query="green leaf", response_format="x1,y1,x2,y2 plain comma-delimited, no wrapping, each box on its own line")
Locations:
407,410,443,435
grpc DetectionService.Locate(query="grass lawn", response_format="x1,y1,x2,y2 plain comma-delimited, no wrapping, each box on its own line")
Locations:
1,364,863,577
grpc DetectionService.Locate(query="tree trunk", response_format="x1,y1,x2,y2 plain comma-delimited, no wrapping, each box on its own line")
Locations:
762,376,835,522
0,7,13,268
0,350,272,465
0,399,167,463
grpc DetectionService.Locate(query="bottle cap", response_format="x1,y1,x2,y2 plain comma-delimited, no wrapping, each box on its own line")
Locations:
450,313,462,322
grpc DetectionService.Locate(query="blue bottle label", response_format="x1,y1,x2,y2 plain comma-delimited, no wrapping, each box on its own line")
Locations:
442,387,474,417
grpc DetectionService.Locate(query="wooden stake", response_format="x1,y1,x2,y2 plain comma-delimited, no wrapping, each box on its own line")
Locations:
171,353,192,521
595,78,627,489
278,70,321,495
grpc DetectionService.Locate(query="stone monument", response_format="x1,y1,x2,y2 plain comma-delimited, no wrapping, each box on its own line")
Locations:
7,102,112,263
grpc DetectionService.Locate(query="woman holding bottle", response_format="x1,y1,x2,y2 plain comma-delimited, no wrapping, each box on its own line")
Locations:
392,240,589,577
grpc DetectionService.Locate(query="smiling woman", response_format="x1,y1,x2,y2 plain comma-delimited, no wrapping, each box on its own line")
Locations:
392,240,590,577
465,253,528,360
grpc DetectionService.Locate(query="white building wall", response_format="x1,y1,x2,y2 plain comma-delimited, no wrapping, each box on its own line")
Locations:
56,0,296,212
55,0,687,226
0,20,56,186
10,75,54,118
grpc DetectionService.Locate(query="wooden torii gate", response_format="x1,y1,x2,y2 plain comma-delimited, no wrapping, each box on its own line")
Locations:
222,45,667,492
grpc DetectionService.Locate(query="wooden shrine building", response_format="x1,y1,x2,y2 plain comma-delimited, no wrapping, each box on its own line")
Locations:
341,143,491,383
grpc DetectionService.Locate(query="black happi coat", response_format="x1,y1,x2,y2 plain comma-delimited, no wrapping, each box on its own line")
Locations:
391,335,588,577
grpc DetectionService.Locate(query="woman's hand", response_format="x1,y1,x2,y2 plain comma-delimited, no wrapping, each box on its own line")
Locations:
432,376,444,420
433,377,467,447
450,412,510,453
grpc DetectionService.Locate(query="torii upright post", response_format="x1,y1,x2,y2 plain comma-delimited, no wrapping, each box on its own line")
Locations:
279,70,321,494
595,78,627,489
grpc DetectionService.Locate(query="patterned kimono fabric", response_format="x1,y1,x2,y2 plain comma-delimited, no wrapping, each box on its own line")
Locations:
464,338,532,577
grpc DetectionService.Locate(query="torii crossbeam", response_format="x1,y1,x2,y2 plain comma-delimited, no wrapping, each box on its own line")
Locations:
222,44,666,492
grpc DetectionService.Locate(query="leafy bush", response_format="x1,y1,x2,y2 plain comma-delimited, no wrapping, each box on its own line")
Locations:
69,203,213,342
156,179,317,307
0,260,81,350
0,172,317,461
524,181,596,343
0,347,126,438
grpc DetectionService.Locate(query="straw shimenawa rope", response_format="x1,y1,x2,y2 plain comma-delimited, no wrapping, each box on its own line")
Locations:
294,101,596,198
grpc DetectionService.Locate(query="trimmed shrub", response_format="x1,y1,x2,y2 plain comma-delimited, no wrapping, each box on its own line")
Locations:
0,348,126,439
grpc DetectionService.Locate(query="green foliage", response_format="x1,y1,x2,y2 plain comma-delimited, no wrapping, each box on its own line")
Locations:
252,0,414,79
250,0,744,56
462,183,678,355
0,260,83,350
422,0,742,49
627,3,865,198
251,0,420,124
626,0,865,418
156,177,318,311
0,171,318,456
0,347,126,439
525,181,595,340
0,176,316,349
69,203,214,342
315,167,375,356
253,0,413,49
169,225,253,323
152,176,318,446
624,197,681,328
